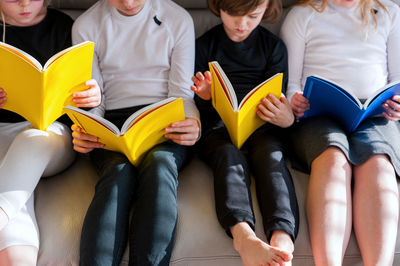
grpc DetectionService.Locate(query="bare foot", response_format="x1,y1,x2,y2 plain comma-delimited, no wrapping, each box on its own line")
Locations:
231,222,292,266
270,230,294,265
270,230,294,253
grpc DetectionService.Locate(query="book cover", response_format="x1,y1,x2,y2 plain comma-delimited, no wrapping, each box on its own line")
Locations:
64,97,185,166
209,61,283,148
0,41,94,130
303,76,400,132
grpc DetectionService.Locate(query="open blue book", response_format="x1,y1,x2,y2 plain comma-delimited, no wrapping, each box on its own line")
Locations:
302,76,400,132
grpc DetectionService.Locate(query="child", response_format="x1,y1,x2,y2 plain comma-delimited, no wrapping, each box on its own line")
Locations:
191,0,299,265
0,0,101,264
70,0,200,265
281,0,400,265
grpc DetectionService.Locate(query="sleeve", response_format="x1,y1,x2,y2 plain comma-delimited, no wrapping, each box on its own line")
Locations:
72,16,105,117
387,4,400,83
280,7,308,102
167,13,200,125
266,39,289,94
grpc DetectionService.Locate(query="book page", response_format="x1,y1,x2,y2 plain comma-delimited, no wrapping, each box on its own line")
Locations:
64,106,121,135
43,42,94,130
121,97,178,134
122,98,185,165
210,61,237,110
43,41,93,70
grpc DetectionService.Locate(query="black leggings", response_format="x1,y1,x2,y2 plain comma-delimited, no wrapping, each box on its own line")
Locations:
199,123,299,241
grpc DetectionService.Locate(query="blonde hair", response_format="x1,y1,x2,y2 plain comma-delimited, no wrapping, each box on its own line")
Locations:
0,0,51,42
297,0,388,29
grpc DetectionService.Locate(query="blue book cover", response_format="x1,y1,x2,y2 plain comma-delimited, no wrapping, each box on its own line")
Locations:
302,76,400,132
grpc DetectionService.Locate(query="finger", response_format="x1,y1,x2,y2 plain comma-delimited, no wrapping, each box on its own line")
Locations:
75,97,101,107
165,133,197,146
386,99,400,111
280,94,289,105
73,144,94,153
85,79,98,87
71,124,82,132
195,72,205,81
257,110,274,122
190,85,198,93
258,103,275,118
73,87,97,98
267,94,282,107
72,138,103,151
72,130,99,142
261,98,280,114
191,76,200,84
392,95,400,103
382,111,399,121
166,125,199,135
204,71,212,82
170,118,198,127
294,111,304,118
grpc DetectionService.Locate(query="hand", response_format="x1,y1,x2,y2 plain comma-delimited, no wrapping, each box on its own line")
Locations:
382,95,400,121
257,93,295,128
71,124,104,153
164,118,200,146
290,92,309,118
190,71,212,100
0,88,6,108
72,79,101,108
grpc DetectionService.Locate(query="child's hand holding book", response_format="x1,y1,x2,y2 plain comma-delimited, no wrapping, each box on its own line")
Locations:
165,118,200,146
0,88,5,108
191,71,212,100
382,95,400,121
257,93,294,128
71,124,105,153
290,92,309,118
72,79,101,108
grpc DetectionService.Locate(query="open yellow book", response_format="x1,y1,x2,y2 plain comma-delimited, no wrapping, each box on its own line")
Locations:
209,61,283,149
0,41,94,130
64,97,185,166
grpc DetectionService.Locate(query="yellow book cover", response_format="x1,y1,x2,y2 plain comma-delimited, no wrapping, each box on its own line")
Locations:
0,41,94,130
209,61,283,149
64,97,185,166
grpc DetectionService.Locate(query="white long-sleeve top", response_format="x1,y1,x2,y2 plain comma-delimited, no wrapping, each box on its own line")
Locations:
280,0,400,102
72,0,199,121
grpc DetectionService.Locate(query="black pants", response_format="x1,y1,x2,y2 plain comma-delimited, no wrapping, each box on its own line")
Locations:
199,123,299,241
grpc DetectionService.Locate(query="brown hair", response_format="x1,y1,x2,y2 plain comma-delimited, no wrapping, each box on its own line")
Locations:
297,0,388,29
207,0,282,23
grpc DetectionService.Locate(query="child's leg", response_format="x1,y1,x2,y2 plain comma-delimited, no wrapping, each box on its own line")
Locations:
80,150,135,266
353,154,398,266
0,122,74,229
247,127,299,258
307,147,352,266
200,128,254,235
0,195,38,266
200,128,291,265
129,142,189,265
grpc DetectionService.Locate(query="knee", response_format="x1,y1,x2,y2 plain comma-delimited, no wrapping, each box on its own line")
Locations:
96,162,136,193
0,246,38,266
139,152,179,189
312,146,350,170
354,154,395,179
14,125,71,152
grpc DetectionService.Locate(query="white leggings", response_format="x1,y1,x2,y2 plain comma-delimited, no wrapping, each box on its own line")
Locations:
0,121,75,250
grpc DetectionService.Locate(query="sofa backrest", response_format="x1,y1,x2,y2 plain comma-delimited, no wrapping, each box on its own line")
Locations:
50,0,297,37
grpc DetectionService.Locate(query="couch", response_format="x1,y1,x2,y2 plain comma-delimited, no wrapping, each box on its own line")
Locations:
35,0,400,265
